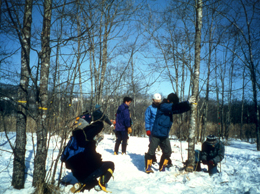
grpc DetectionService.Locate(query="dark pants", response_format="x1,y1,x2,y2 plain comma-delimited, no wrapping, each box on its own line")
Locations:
196,150,218,175
114,130,128,153
77,161,114,190
208,164,218,175
147,136,172,160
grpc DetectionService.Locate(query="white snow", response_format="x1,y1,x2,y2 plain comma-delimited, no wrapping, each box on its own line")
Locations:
1,132,260,194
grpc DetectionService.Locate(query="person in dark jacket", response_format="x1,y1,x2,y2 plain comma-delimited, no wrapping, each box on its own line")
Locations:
61,120,115,193
81,110,92,123
92,104,113,126
91,104,114,144
200,135,225,175
114,97,132,155
145,93,195,173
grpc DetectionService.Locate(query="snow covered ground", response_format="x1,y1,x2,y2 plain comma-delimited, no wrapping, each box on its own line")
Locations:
1,132,260,194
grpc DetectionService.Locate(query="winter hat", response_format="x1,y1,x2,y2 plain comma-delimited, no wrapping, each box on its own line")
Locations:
206,135,217,145
167,93,179,104
153,93,161,101
95,104,101,110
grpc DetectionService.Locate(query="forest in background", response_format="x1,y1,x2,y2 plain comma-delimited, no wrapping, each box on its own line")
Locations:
0,0,259,192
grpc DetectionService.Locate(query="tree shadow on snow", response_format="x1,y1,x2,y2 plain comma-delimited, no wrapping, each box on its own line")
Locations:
104,149,145,171
25,149,34,181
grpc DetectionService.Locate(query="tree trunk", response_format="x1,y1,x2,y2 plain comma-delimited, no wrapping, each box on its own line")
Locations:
226,62,234,140
76,0,83,112
32,0,52,187
215,50,221,137
240,67,245,140
12,0,33,189
221,64,225,138
186,0,202,172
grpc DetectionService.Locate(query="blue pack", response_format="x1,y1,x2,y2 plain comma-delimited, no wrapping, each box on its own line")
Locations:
61,136,85,167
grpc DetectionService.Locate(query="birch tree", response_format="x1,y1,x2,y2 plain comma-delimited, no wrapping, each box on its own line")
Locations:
3,0,33,189
32,0,52,187
186,0,202,172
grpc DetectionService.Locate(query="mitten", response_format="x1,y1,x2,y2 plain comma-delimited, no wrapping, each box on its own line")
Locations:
127,127,132,134
208,160,214,166
146,130,151,136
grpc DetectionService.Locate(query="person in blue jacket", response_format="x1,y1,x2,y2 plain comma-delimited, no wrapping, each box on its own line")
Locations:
114,97,132,155
145,93,161,164
145,93,195,173
145,93,161,140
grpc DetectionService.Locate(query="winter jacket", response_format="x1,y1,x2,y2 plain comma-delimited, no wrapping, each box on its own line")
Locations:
61,128,103,182
200,140,225,165
115,103,131,131
152,99,191,138
145,103,159,132
92,109,112,125
81,113,92,123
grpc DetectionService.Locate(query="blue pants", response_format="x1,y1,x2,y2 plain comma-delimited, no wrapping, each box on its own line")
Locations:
208,164,218,175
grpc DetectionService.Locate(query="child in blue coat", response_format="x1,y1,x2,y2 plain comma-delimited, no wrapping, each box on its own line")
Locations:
145,93,195,173
145,93,161,164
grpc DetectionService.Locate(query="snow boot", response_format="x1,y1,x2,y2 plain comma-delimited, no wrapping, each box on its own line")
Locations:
70,183,86,193
95,168,114,193
145,153,154,173
159,158,169,172
114,152,118,155
145,159,154,173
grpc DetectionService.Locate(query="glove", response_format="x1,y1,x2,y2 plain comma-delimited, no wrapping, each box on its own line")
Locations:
202,160,207,164
146,130,151,136
127,127,132,134
208,160,214,166
110,124,114,128
188,96,196,104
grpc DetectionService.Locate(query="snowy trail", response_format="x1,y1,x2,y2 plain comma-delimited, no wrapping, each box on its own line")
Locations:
1,132,260,194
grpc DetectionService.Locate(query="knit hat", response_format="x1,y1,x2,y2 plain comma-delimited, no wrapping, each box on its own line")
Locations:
153,93,161,101
206,135,217,145
167,93,179,104
95,104,101,110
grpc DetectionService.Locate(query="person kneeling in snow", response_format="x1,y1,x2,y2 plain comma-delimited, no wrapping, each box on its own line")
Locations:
200,135,225,175
145,93,195,173
61,116,114,193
